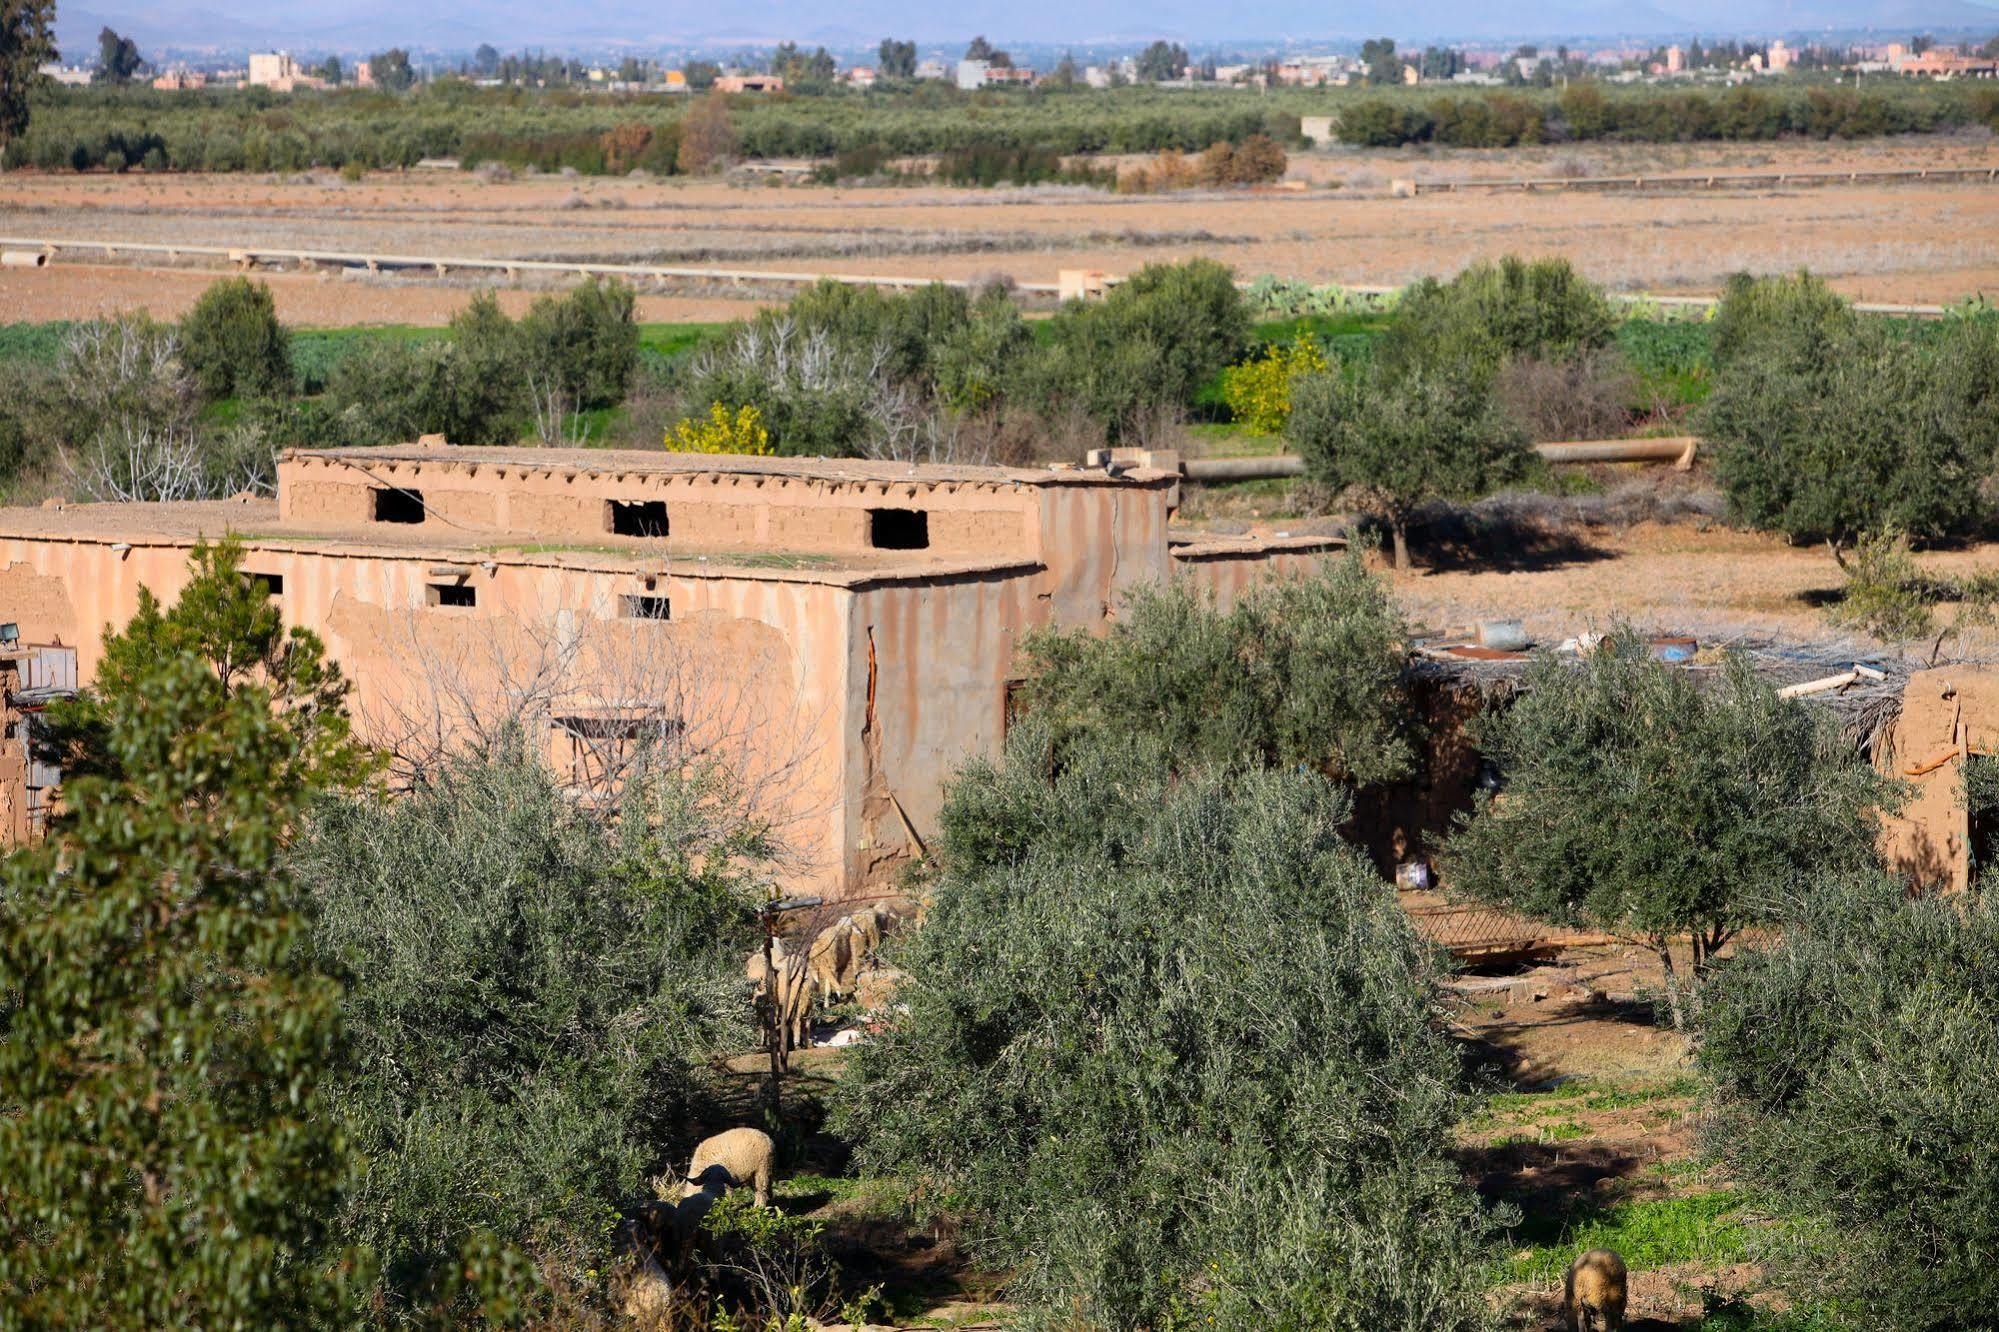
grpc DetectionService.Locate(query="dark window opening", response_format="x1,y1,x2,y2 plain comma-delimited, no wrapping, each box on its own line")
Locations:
243,572,283,598
870,507,930,550
1003,678,1031,736
610,500,670,538
373,487,426,524
427,582,476,608
621,594,671,621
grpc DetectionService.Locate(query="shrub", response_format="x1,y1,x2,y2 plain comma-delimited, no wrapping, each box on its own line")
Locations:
668,401,771,454
0,541,370,1326
838,748,1490,1332
1220,335,1328,434
1016,555,1413,787
932,283,1036,410
295,748,758,1320
1288,359,1532,568
1701,307,1999,544
325,338,506,447
1378,255,1617,379
1697,875,1999,1331
1706,271,1855,370
1446,634,1890,1027
178,277,291,401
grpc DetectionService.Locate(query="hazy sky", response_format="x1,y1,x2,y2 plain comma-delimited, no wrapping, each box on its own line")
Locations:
59,0,1999,54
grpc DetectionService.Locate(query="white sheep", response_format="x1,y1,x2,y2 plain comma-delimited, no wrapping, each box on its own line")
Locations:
680,1126,776,1208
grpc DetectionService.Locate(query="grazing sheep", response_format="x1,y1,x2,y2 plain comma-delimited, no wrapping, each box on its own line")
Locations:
1564,1248,1628,1332
774,952,813,1053
681,1126,776,1208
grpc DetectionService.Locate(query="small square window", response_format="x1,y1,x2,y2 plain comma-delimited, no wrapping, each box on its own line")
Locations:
869,508,929,550
620,594,671,621
243,572,283,598
427,582,475,608
609,500,669,538
373,487,426,524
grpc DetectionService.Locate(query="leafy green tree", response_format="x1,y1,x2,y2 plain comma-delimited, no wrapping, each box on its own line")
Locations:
1705,270,1856,370
1698,874,1999,1332
94,24,141,83
877,38,917,79
1030,258,1250,437
1288,360,1531,568
1017,555,1413,786
517,277,640,411
1378,255,1618,380
178,276,293,402
1360,37,1402,84
1701,298,1999,545
294,747,757,1319
0,0,56,150
1135,40,1188,81
840,743,1489,1331
1446,634,1890,1026
371,47,415,91
0,539,374,1325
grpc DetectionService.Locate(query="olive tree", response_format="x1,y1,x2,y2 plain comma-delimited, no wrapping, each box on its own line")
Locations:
1016,553,1414,783
1445,634,1890,1027
1288,361,1532,568
837,734,1492,1332
1697,875,1999,1331
294,748,759,1320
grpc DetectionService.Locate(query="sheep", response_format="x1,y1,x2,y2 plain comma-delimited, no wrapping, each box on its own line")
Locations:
680,1126,776,1208
1564,1248,1628,1332
747,945,814,1054
807,918,857,1001
848,905,885,955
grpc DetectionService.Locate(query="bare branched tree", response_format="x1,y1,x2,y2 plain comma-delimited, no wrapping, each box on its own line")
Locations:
55,315,278,502
527,372,597,447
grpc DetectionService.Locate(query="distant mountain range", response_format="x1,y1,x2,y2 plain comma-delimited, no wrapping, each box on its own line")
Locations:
53,0,1999,60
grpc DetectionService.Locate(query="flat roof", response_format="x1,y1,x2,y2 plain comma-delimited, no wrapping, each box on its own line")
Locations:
285,445,1175,489
0,499,1041,587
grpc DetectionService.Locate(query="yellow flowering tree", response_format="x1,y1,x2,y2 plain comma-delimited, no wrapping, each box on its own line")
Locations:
667,402,771,455
1219,337,1329,435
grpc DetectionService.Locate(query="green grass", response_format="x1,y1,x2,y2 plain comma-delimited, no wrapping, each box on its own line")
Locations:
1480,1075,1697,1124
1502,1192,1752,1284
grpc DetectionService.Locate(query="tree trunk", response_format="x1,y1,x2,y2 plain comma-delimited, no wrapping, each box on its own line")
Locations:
1655,938,1690,1031
1390,516,1411,571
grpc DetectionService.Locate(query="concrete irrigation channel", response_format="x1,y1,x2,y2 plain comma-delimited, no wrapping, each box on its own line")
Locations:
0,236,1957,319
1415,163,1999,193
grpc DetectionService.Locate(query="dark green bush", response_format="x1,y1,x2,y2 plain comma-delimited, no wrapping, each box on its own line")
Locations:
839,744,1490,1332
1288,359,1531,567
1697,875,1999,1331
178,277,291,401
295,748,758,1319
1446,635,1890,1026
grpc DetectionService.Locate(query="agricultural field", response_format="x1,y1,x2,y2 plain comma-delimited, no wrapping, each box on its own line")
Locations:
2,133,1998,328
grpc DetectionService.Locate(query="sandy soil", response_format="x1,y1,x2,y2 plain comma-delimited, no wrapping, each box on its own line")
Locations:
3,133,1995,325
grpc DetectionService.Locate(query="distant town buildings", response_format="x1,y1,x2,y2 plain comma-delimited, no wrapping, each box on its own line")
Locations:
36,63,93,87
247,52,326,92
714,74,784,93
150,70,208,90
955,59,1034,89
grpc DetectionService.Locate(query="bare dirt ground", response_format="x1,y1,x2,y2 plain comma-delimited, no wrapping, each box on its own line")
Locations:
2,132,1995,324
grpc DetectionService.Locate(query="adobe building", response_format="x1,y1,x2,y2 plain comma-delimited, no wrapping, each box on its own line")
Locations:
0,444,1338,897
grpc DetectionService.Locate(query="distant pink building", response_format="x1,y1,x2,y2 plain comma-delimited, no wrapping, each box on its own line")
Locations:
151,70,207,90
714,74,785,93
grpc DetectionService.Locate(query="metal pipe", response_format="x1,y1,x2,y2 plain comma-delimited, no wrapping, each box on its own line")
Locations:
1183,437,1698,483
0,250,48,269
